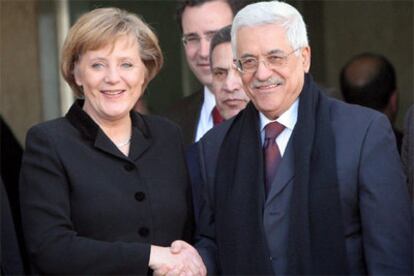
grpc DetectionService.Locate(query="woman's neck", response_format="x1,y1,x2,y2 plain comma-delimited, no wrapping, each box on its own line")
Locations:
85,110,132,154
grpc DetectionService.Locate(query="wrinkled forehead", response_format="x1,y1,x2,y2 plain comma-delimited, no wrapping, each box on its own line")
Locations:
234,24,291,56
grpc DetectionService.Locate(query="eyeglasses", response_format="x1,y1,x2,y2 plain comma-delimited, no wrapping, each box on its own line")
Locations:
235,48,301,74
182,31,217,49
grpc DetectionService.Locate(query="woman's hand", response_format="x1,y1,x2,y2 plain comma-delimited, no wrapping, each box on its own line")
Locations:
149,241,206,276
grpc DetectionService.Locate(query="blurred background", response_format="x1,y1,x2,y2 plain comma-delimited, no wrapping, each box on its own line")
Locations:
1,0,413,145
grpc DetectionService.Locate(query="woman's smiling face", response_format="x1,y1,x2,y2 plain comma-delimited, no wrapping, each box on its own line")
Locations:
74,35,146,122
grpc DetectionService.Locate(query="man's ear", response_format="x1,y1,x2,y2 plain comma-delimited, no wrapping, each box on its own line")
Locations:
301,46,311,73
389,90,398,114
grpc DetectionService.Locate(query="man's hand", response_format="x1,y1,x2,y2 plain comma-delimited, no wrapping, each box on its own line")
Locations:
149,241,206,276
169,240,206,275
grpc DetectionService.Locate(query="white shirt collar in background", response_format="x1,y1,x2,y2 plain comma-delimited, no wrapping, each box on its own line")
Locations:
195,86,216,142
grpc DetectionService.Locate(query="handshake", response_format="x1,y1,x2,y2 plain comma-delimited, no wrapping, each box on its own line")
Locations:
149,240,207,276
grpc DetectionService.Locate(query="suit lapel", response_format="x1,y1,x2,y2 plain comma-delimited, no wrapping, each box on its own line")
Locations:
93,112,152,162
94,130,127,160
128,126,151,161
265,140,295,207
188,90,204,143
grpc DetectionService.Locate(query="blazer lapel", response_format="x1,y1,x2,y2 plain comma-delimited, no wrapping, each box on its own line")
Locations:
93,113,152,162
128,127,151,161
265,140,295,207
94,131,127,160
66,99,152,161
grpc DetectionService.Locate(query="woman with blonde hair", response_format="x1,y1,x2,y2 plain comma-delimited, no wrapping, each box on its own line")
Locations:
20,7,205,275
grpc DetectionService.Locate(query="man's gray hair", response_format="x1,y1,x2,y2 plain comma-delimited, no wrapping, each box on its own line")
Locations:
231,1,309,57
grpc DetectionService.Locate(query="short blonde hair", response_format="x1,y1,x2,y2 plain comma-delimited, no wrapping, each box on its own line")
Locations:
61,7,163,97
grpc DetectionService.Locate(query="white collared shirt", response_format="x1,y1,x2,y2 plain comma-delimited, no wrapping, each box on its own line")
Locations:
195,86,216,142
259,99,299,157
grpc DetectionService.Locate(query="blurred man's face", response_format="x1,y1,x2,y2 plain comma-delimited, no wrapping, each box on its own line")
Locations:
181,1,233,89
236,24,311,120
211,42,249,119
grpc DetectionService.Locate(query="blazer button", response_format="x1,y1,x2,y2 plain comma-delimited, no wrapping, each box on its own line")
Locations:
124,164,134,171
138,227,149,237
134,192,146,202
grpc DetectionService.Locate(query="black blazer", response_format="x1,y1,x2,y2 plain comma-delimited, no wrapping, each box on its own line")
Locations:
164,90,203,146
20,100,193,275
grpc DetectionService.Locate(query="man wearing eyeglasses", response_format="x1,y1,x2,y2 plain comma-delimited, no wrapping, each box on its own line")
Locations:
164,0,235,145
194,1,412,275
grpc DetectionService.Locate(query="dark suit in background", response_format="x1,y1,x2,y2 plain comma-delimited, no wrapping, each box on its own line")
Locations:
402,104,414,201
185,142,204,226
165,90,203,146
196,77,412,275
340,52,403,152
0,116,23,218
0,116,29,273
1,179,24,275
20,101,193,274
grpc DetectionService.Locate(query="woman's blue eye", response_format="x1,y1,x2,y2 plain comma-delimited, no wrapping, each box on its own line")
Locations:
91,63,104,69
121,63,133,69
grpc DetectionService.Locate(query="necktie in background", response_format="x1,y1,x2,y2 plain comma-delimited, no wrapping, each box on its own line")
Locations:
212,107,224,125
263,121,285,197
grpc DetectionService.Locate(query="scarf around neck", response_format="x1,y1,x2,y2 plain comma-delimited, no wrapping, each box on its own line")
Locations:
214,74,348,274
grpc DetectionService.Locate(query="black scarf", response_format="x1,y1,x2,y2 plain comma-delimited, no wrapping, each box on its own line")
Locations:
214,74,348,275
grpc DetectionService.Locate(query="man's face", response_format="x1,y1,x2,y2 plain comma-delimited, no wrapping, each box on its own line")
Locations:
236,24,311,120
211,43,249,119
181,1,233,89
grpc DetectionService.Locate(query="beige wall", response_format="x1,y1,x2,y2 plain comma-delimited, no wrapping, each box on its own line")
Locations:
1,0,42,145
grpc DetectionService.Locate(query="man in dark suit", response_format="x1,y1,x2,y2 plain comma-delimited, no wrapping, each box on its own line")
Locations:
187,25,249,225
165,0,234,145
340,52,403,152
193,1,412,274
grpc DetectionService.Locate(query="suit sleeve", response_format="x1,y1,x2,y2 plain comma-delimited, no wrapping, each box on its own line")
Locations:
358,114,413,274
401,106,414,199
20,126,150,274
194,139,220,274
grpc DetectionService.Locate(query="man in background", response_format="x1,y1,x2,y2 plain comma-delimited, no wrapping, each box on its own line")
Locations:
165,0,235,145
340,52,403,151
209,25,249,124
187,25,249,225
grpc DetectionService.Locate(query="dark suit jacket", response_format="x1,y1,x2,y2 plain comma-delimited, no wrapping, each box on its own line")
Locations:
0,117,29,273
164,90,203,146
1,179,24,275
185,142,204,226
20,101,193,274
402,105,414,201
196,97,412,274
